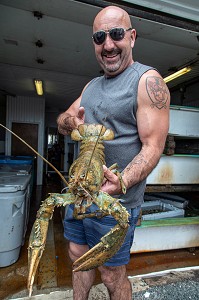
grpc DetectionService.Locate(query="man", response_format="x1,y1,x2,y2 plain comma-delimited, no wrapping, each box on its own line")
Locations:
57,5,170,300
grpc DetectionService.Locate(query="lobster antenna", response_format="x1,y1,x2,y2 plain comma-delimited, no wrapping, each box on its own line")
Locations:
85,124,104,180
0,123,68,187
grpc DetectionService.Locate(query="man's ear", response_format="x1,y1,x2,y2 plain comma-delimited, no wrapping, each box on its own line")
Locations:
131,28,136,49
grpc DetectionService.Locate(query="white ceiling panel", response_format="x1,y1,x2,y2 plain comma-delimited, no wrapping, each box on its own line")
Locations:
0,0,198,111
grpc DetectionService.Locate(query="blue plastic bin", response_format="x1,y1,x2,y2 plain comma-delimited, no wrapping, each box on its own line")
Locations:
0,155,34,165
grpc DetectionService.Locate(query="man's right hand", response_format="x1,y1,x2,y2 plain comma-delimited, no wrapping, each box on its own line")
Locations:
57,106,85,135
77,107,85,124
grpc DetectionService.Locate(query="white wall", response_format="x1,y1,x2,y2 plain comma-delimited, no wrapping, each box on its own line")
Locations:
6,96,45,185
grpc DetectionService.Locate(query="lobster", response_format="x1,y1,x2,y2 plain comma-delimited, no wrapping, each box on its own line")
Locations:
0,123,129,297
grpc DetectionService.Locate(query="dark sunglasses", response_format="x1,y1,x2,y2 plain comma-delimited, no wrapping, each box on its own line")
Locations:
92,27,132,45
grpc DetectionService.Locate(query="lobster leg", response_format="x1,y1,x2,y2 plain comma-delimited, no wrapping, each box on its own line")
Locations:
28,193,75,297
105,163,127,194
73,191,129,272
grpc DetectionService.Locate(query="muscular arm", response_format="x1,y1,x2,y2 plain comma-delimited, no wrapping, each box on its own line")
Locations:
122,70,170,189
102,70,170,194
57,98,83,135
57,83,90,135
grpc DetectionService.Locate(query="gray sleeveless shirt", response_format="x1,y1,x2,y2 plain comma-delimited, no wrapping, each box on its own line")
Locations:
80,61,155,209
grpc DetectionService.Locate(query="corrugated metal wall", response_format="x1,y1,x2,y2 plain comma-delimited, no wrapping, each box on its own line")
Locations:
6,96,45,185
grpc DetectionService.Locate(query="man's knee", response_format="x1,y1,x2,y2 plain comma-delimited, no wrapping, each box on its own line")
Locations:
68,242,89,262
98,265,127,287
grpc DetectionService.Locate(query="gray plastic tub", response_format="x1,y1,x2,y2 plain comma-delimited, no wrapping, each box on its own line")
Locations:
142,200,185,221
0,163,32,175
0,174,31,267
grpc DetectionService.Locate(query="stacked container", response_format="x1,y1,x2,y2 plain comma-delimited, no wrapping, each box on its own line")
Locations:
0,156,34,267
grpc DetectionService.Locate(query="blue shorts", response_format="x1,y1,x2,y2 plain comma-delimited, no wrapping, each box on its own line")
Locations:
64,203,141,266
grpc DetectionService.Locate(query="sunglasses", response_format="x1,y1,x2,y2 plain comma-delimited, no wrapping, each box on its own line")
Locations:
92,27,132,45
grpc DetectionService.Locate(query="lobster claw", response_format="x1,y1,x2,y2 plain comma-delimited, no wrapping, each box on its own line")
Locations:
27,216,51,296
73,223,129,272
27,195,56,297
27,193,75,296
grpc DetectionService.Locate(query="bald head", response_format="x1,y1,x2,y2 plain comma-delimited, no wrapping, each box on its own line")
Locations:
92,6,136,76
93,6,132,31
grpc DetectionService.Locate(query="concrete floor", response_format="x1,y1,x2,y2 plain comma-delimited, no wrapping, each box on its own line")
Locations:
0,181,199,299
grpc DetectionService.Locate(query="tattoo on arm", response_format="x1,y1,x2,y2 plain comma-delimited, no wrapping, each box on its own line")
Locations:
124,154,147,173
146,76,169,109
